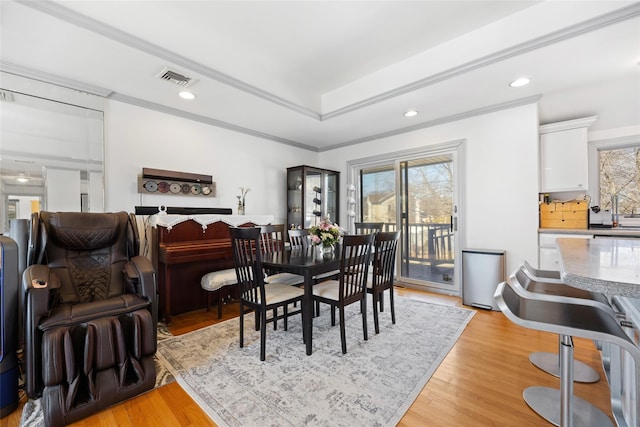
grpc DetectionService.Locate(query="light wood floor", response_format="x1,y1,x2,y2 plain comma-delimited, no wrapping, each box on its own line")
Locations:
4,286,614,426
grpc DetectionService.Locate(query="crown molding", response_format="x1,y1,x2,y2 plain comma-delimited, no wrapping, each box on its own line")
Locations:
322,3,640,120
18,0,321,121
0,60,318,150
109,92,319,152
320,95,542,152
0,60,114,99
1,59,541,153
539,116,598,134
19,1,640,124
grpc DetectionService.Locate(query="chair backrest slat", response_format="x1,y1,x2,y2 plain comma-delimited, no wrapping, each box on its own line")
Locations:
230,227,265,305
288,228,311,250
354,222,384,235
339,234,374,302
372,231,400,290
259,224,286,253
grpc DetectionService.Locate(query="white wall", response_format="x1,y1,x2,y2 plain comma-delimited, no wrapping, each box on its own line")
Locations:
46,169,81,212
103,98,639,279
104,100,317,224
318,103,540,276
15,197,35,219
89,171,104,212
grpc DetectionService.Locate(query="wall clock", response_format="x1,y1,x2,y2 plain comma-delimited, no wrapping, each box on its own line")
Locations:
143,180,158,192
138,173,215,197
157,181,169,193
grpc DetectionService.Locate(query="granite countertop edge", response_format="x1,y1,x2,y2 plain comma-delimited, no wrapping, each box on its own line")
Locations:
561,271,640,298
539,228,640,237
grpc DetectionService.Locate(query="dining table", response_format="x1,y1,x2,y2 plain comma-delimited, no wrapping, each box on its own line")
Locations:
262,246,342,355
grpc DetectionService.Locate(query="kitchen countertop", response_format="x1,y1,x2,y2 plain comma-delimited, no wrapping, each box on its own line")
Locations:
557,237,640,298
539,227,640,237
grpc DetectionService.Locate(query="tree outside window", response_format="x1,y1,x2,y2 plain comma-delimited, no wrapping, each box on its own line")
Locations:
599,146,640,214
360,159,452,225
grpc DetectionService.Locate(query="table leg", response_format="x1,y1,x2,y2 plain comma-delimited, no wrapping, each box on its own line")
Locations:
304,271,313,355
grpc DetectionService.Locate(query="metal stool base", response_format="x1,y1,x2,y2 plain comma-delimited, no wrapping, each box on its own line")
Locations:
523,386,613,427
529,352,600,383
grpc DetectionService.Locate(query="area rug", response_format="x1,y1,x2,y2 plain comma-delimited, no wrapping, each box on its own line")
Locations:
157,296,475,427
19,323,175,427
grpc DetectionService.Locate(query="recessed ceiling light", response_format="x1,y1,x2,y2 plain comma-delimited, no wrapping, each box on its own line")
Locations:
179,91,196,100
509,77,531,88
404,110,418,117
16,176,29,183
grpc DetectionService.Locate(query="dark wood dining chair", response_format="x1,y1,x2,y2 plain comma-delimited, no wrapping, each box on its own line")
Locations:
312,233,374,354
259,224,287,253
230,227,305,361
260,224,305,286
288,228,311,249
354,222,384,234
259,224,305,329
367,231,400,334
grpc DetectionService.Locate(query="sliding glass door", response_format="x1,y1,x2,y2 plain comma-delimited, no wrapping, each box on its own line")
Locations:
399,156,455,288
355,142,462,293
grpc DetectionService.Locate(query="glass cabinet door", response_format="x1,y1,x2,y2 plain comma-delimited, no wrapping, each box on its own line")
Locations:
305,169,322,228
287,165,340,230
324,172,338,223
287,168,303,230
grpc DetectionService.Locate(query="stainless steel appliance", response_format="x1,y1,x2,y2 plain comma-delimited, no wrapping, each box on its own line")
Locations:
462,249,505,311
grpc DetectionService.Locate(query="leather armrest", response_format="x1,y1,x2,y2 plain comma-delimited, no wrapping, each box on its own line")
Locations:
124,256,158,330
23,264,60,292
23,265,59,321
23,264,59,397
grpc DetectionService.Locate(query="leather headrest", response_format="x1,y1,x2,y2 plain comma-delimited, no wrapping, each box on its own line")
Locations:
45,212,123,251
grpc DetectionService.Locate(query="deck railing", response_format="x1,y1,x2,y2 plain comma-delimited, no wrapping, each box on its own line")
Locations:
380,222,453,263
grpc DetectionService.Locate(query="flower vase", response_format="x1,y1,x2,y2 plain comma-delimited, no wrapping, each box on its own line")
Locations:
321,244,334,255
238,201,245,215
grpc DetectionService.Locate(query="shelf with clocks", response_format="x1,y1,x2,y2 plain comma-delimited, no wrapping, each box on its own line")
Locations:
137,167,216,197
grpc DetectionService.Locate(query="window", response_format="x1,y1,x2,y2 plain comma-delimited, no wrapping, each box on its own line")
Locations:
360,165,395,223
592,140,640,214
599,145,640,213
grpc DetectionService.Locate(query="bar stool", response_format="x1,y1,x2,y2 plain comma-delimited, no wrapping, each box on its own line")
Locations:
201,269,237,319
518,262,615,383
495,276,640,427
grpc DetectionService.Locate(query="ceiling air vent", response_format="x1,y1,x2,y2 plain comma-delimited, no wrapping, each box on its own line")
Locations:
156,67,194,87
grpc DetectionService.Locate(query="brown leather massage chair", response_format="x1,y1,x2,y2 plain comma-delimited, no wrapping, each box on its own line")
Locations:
23,211,157,427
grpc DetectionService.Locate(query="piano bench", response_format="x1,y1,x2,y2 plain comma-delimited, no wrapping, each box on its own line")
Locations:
201,269,238,319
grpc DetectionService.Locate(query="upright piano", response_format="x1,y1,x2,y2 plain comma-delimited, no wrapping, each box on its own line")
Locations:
149,213,274,322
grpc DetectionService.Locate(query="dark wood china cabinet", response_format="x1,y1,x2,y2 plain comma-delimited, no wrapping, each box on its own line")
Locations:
286,165,339,230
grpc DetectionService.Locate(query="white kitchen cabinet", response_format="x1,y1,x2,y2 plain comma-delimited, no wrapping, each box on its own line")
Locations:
539,116,597,193
538,232,592,271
